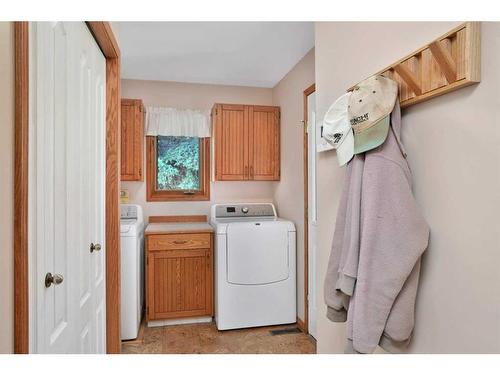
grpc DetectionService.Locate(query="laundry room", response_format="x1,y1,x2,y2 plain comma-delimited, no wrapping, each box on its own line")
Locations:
117,22,317,353
3,11,500,366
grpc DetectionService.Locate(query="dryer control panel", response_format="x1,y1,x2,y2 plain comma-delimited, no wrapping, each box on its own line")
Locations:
213,203,276,219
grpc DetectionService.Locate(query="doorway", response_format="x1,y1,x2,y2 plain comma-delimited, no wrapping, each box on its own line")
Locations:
303,84,316,339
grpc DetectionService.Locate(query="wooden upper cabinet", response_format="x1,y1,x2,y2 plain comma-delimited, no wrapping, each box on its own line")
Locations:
213,104,249,181
249,106,280,181
212,103,280,181
121,98,144,181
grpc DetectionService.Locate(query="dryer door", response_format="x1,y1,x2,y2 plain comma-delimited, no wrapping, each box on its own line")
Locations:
226,221,289,285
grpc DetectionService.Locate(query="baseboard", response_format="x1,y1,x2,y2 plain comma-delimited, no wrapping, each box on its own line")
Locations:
296,317,307,333
148,316,213,328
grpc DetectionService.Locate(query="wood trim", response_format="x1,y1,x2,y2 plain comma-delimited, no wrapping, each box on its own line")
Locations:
303,84,316,97
146,237,153,321
302,83,315,335
148,215,208,223
103,55,121,354
86,22,120,58
296,317,306,333
14,21,29,354
146,136,211,201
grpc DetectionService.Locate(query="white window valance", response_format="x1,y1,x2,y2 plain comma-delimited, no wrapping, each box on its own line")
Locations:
145,106,211,138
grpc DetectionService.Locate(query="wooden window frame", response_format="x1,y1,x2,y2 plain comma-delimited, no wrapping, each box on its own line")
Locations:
146,136,210,202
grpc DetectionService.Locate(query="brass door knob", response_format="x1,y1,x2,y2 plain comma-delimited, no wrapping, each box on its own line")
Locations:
45,273,64,288
90,243,102,253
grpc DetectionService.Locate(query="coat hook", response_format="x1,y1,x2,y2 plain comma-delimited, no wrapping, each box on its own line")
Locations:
393,64,422,96
429,40,457,83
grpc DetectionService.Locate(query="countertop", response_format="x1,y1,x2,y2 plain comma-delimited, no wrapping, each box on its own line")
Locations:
145,222,214,235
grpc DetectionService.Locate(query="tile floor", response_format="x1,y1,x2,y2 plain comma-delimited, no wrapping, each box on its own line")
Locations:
122,322,316,354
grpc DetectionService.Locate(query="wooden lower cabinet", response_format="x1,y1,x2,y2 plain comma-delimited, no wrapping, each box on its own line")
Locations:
146,232,213,321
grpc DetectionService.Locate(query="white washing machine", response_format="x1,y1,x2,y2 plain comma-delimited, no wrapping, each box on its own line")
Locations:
210,203,296,330
120,204,144,340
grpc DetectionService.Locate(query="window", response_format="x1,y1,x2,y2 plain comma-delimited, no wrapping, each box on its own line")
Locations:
146,136,210,201
157,136,200,190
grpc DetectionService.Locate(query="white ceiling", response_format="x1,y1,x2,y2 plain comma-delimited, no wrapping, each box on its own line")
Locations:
118,22,314,88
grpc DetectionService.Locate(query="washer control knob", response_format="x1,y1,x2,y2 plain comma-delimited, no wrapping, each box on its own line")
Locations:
241,207,249,214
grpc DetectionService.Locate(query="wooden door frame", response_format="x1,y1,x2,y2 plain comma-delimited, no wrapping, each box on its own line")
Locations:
301,83,315,334
14,21,122,353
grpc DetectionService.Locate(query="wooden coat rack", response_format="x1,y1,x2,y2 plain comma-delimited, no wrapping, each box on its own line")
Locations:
349,22,481,108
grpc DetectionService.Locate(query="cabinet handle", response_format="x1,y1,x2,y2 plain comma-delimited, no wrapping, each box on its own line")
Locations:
173,240,188,245
250,166,254,179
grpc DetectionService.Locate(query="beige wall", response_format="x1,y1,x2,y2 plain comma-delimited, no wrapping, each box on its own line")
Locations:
121,79,276,222
271,49,315,321
0,21,14,354
315,22,500,353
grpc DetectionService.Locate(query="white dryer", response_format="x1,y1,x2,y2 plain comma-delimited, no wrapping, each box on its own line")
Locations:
210,203,296,330
120,204,144,340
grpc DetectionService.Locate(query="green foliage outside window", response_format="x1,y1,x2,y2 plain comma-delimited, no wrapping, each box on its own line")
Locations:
156,136,200,191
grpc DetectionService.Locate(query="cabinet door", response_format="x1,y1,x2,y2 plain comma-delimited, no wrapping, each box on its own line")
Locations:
147,248,213,320
121,99,144,181
248,105,280,180
214,104,249,180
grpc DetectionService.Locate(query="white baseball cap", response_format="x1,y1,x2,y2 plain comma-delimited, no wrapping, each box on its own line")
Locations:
348,75,398,154
323,92,353,167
